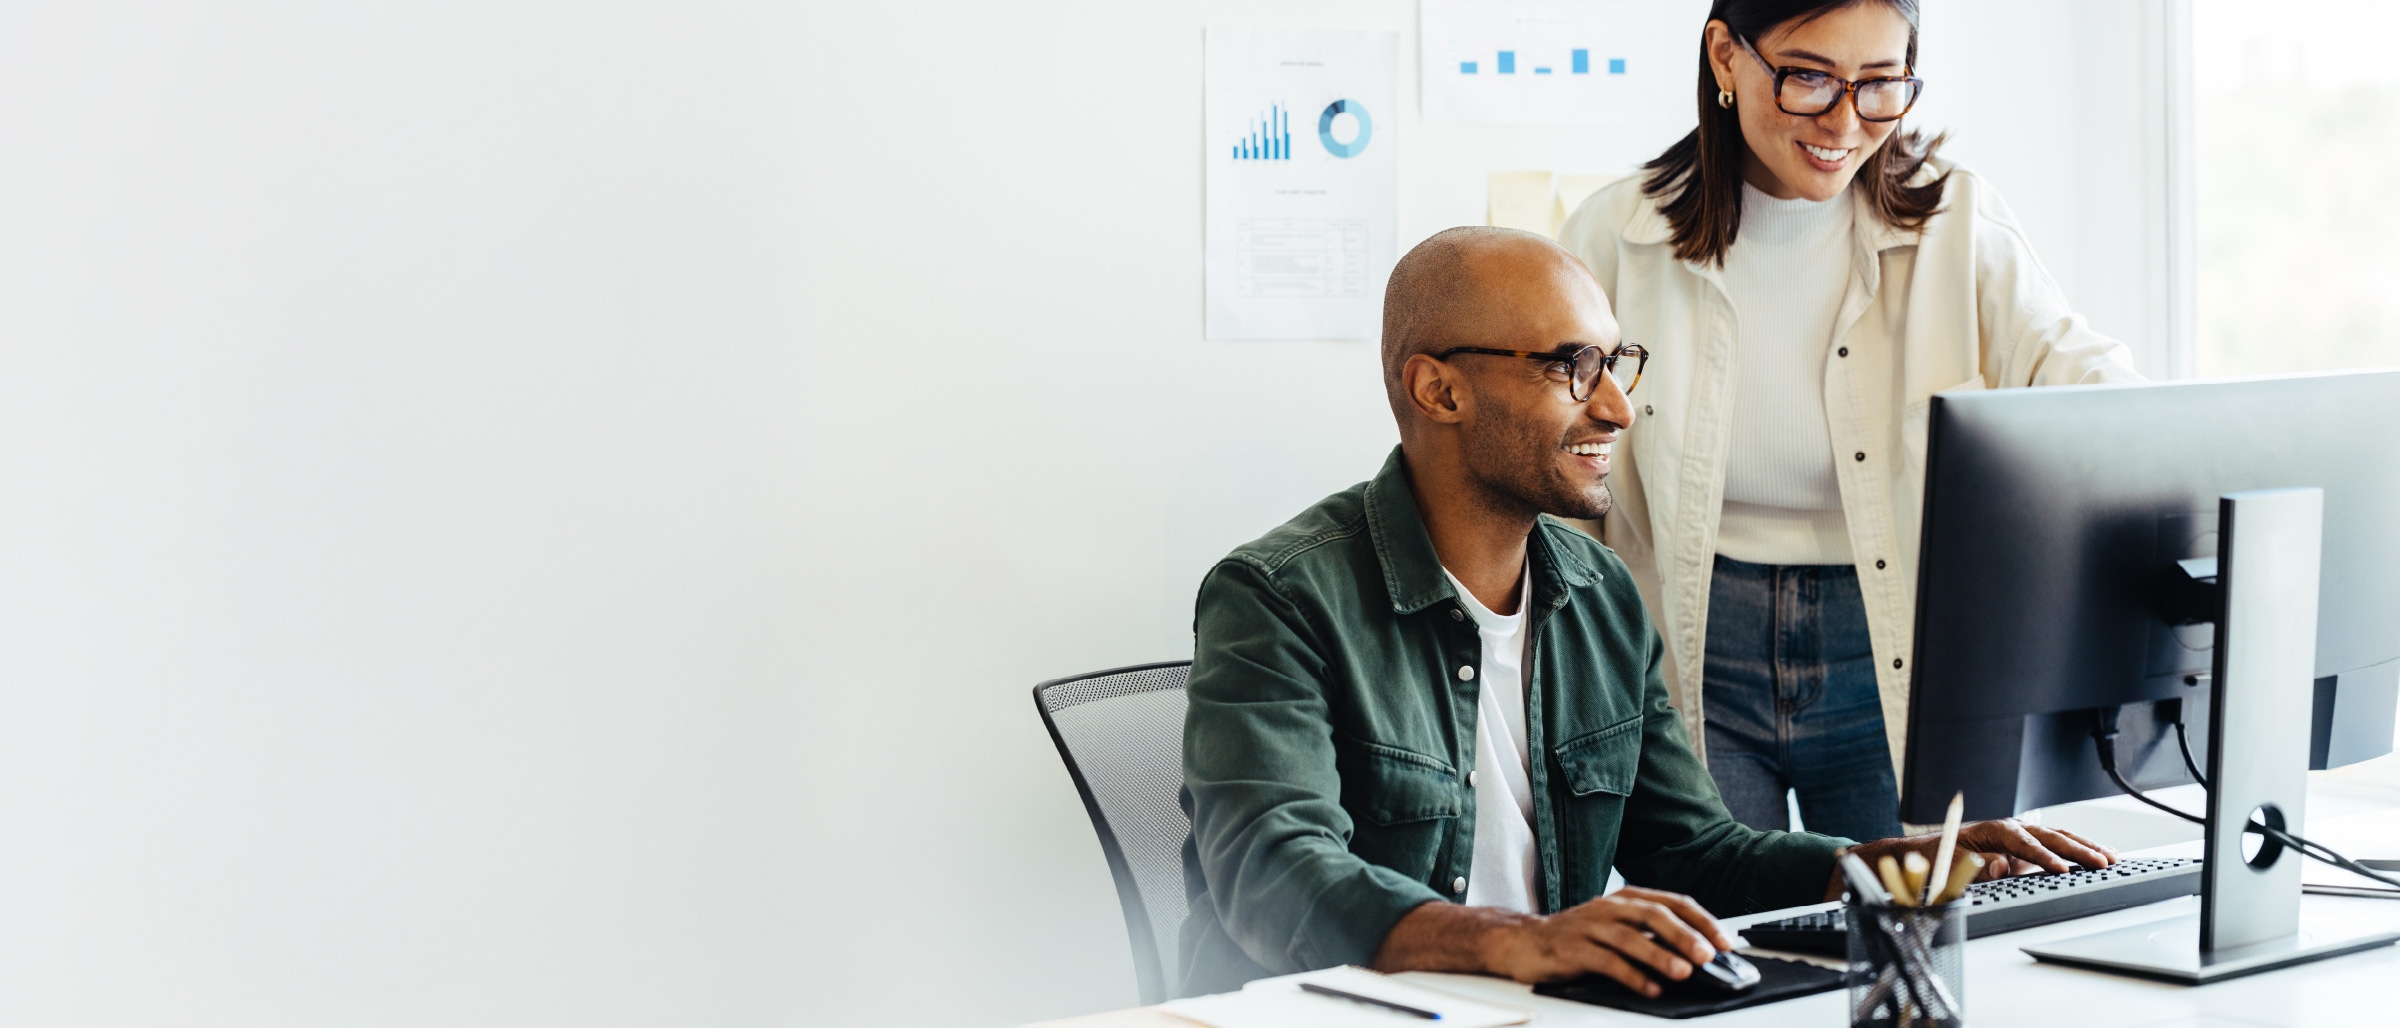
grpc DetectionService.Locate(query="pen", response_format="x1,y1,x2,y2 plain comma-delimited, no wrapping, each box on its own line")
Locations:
1840,851,1893,904
1300,981,1441,1020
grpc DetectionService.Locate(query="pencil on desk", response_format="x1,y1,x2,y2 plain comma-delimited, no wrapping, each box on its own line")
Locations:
1933,852,1985,905
1878,854,1916,907
1298,982,1440,1020
1926,791,1964,905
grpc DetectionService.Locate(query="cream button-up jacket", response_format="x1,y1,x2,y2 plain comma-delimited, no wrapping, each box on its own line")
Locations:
1555,158,2141,774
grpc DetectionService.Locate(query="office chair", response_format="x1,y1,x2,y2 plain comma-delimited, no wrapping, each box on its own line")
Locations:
1032,661,1192,1005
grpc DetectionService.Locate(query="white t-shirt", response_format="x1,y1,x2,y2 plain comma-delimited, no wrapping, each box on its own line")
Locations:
1717,181,1857,565
1443,563,1539,914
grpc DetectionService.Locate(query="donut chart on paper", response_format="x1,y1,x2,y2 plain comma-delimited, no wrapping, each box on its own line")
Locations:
1317,100,1372,158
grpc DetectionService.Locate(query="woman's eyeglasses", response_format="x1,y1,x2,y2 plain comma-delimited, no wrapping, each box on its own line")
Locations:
1434,343,1648,402
1738,36,1923,123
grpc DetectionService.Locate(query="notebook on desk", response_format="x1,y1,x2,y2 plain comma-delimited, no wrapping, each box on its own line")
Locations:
2299,810,2400,898
1161,966,1529,1028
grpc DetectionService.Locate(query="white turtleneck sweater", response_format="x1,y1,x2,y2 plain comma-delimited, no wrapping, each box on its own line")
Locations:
1715,182,1856,566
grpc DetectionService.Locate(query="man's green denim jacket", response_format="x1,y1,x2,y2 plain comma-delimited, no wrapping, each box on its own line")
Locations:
1176,448,1848,995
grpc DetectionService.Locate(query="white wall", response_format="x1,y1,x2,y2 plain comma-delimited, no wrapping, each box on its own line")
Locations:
1915,0,2191,379
0,3,2171,1025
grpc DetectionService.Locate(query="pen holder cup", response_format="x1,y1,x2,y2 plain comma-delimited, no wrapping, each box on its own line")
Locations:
1846,898,1967,1028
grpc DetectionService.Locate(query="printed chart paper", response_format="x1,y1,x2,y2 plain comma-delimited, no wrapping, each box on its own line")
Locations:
1421,0,1664,125
1206,26,1398,341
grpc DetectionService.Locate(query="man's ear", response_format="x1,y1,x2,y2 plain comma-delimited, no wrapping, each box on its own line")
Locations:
1402,353,1470,425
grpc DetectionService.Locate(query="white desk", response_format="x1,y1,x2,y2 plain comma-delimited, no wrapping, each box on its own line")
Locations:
1033,764,2400,1028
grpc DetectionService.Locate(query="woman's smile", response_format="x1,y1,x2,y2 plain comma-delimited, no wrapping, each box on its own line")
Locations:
1799,141,1854,169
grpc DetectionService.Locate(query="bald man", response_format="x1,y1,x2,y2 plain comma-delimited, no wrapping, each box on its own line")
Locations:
1175,227,2112,998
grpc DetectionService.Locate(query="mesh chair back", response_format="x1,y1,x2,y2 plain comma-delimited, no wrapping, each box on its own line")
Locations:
1033,661,1192,1005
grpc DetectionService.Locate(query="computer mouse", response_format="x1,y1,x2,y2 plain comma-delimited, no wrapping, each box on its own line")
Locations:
1657,949,1762,996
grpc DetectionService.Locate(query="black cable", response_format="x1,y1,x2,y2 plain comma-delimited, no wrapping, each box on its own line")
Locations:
2092,706,2400,892
2248,819,2400,891
2173,718,2210,789
2091,709,2205,825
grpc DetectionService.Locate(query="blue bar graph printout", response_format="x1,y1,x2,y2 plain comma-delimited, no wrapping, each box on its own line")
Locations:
1232,103,1292,161
1459,49,1621,78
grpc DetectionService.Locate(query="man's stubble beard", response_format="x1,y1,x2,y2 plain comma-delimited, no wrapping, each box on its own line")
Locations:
1460,399,1615,523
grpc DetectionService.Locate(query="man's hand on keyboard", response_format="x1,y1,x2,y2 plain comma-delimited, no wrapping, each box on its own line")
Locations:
1829,821,2119,899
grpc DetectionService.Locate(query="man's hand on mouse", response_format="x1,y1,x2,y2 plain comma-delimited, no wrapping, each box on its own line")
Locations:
1480,887,1734,996
1373,887,1733,997
1826,820,2121,900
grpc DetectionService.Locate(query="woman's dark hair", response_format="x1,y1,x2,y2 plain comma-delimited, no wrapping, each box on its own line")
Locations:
1642,0,1947,265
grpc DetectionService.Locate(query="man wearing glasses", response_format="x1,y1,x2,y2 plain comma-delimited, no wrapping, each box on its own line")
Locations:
1176,227,2114,998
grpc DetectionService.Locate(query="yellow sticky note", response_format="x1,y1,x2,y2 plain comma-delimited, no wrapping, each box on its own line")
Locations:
1553,173,1622,235
1487,171,1557,234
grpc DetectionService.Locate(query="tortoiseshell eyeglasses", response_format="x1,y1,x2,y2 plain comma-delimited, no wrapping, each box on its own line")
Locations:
1739,35,1923,122
1435,343,1648,401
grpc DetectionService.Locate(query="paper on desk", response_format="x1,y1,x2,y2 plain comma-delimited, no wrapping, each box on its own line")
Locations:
1162,965,1529,1028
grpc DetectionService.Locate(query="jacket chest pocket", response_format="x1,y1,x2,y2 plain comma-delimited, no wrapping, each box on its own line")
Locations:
1339,741,1463,882
1552,716,1642,884
1555,716,1642,798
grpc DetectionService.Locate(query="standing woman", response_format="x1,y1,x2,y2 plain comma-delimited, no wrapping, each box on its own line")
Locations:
1557,0,2138,841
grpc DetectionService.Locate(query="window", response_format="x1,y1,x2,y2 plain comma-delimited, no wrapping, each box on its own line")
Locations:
2194,0,2400,375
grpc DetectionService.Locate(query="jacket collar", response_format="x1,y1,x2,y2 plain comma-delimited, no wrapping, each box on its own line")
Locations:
1621,188,1675,247
1365,447,1455,614
1363,446,1603,615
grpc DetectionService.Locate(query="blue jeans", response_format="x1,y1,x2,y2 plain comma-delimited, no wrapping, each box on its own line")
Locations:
1701,555,1902,842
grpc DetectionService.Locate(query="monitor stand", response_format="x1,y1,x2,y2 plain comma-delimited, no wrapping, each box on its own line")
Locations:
2022,488,2400,984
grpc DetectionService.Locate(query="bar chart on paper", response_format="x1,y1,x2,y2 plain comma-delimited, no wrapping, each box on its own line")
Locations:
1233,103,1292,160
1204,26,1396,340
1421,0,1663,125
1455,48,1622,77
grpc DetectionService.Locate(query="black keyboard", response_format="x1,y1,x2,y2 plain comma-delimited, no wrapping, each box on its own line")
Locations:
1738,857,2204,956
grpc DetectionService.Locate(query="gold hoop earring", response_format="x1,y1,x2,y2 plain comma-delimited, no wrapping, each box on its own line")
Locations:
1717,88,1734,109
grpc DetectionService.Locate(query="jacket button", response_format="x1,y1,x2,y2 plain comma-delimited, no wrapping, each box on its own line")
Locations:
1838,347,1850,357
1468,770,1478,786
1451,608,1465,622
1452,876,1468,894
1854,452,1867,462
1875,559,1887,569
1644,405,1654,416
1893,658,1905,669
1458,665,1476,681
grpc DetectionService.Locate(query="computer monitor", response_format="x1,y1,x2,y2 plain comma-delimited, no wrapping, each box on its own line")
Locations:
1900,370,2400,825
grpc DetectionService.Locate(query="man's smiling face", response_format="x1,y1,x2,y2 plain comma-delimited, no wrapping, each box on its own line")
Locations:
1440,245,1637,521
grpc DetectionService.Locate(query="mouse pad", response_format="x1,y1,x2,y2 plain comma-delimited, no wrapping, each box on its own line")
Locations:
1532,955,1846,1019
